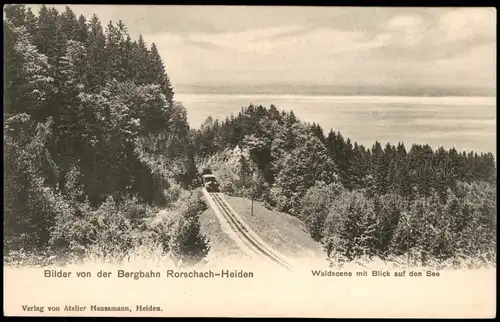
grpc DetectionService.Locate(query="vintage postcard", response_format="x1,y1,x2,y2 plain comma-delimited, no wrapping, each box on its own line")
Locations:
3,5,496,318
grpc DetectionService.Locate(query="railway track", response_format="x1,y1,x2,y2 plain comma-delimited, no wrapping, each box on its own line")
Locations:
204,190,293,270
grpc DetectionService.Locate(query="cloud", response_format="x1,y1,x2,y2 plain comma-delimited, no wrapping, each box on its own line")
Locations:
438,8,496,42
149,25,380,85
384,14,423,30
363,8,495,65
153,11,494,88
31,5,496,90
378,15,427,47
185,25,309,54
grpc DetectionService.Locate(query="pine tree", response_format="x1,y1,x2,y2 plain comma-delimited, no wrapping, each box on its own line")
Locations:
371,141,387,194
104,20,124,81
132,34,152,84
86,14,106,90
150,42,174,104
59,6,79,41
394,142,410,196
348,142,366,189
76,14,88,44
4,19,54,118
121,34,134,80
325,130,337,159
35,6,65,71
3,4,27,28
24,7,38,40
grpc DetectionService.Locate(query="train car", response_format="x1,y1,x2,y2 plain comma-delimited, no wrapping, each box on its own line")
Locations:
202,174,220,192
201,167,213,175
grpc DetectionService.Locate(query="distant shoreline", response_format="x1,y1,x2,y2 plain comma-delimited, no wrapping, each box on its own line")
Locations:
175,85,496,98
175,93,496,107
175,92,496,100
176,91,496,98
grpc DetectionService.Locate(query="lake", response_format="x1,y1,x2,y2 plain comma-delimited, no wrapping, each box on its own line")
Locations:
176,93,496,154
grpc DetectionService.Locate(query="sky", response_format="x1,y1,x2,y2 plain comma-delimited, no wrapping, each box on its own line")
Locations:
29,5,497,92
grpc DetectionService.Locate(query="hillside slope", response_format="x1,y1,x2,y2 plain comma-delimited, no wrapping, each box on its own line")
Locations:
224,195,326,261
199,192,327,268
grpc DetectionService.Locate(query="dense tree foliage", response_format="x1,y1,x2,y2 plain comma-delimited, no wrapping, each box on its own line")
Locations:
193,103,496,266
4,5,495,267
4,5,204,264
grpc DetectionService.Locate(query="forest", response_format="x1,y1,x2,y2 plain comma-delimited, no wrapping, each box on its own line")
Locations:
4,4,496,268
4,4,206,266
192,104,496,267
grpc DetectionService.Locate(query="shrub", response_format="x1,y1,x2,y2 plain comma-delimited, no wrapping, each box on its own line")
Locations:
372,193,406,258
118,195,156,225
167,189,210,266
269,134,341,215
4,117,58,252
162,181,184,207
322,190,378,261
148,189,210,267
299,181,344,241
49,196,135,262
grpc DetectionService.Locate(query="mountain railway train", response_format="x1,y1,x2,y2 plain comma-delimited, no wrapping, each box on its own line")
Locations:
201,167,213,175
201,171,220,192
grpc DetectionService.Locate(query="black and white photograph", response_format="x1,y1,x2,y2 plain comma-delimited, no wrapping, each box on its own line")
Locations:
3,4,496,318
